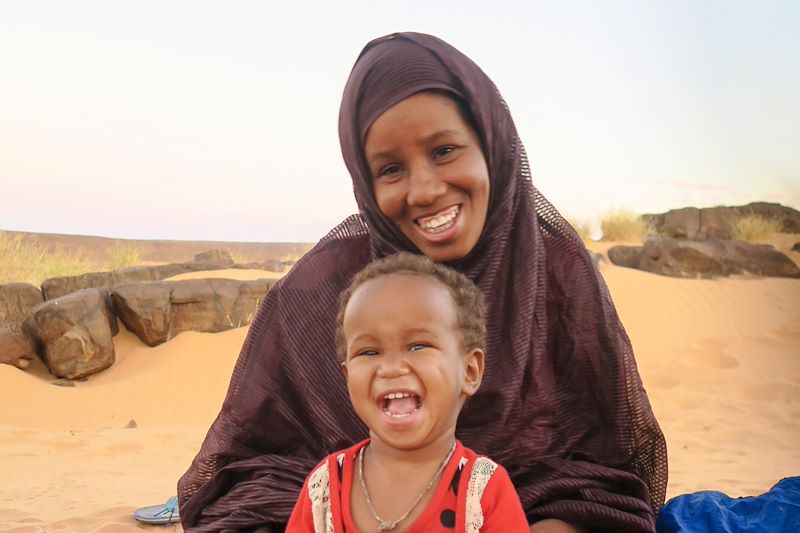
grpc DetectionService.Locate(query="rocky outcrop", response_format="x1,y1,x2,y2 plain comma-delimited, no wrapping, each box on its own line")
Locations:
608,237,800,279
111,278,273,346
41,262,229,300
194,250,234,265
23,288,118,379
0,283,44,332
0,331,36,369
642,203,800,240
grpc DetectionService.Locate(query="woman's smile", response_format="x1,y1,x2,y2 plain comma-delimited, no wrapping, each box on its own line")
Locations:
414,205,462,241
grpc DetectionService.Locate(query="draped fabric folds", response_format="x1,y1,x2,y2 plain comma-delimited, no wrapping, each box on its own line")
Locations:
178,32,667,532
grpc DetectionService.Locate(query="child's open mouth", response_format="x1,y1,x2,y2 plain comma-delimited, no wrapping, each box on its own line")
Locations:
381,391,421,418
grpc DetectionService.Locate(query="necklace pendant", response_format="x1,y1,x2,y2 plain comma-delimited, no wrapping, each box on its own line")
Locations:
377,520,396,531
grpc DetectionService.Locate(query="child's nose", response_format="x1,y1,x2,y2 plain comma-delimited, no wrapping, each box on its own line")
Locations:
375,352,410,378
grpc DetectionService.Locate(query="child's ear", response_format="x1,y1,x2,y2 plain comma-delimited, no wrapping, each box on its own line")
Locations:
462,348,484,396
340,360,348,380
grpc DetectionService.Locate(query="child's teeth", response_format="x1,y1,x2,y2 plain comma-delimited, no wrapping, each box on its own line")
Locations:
385,392,411,400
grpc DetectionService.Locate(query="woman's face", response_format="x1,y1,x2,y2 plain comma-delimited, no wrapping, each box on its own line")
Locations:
363,92,490,262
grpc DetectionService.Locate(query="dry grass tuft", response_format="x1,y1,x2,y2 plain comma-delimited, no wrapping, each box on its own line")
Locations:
106,242,143,270
600,210,647,242
730,214,783,243
0,231,96,285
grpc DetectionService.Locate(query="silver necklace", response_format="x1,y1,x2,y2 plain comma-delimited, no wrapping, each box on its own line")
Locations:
357,442,456,532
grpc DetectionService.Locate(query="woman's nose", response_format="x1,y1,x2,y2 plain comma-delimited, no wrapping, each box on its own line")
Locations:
406,164,446,206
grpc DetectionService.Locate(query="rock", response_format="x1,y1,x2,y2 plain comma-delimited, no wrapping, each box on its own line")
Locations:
608,237,800,278
642,202,800,239
662,207,702,240
0,284,43,370
111,278,273,346
0,331,36,369
124,419,137,429
744,202,800,233
793,242,800,253
697,206,738,239
24,288,117,379
0,283,44,332
194,250,234,265
41,262,229,300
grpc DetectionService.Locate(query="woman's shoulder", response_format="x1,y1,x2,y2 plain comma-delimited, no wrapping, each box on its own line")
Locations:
276,223,373,292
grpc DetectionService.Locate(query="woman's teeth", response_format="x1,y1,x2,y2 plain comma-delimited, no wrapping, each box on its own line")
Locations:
417,207,459,233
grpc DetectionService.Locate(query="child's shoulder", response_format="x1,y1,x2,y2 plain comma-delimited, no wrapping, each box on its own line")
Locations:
306,439,369,485
457,442,503,487
458,442,499,469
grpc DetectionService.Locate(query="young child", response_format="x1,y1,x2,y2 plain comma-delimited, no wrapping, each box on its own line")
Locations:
287,253,529,532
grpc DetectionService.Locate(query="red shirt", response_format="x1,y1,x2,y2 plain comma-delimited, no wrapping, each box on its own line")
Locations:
287,439,529,532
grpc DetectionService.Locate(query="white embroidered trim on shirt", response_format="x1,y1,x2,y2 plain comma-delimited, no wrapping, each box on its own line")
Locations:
465,457,498,533
306,461,335,533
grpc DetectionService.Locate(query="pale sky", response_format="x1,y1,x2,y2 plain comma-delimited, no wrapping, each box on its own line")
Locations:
1,1,798,242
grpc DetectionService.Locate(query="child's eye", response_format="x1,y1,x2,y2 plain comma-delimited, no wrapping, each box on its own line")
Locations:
357,349,379,357
409,343,428,352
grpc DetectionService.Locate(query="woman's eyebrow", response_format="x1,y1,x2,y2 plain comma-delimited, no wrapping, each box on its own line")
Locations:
367,151,393,166
422,129,459,145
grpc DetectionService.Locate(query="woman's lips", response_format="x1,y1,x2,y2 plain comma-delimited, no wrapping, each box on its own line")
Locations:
414,205,461,244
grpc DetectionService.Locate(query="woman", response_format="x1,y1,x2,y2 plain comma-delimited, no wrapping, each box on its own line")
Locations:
178,32,667,532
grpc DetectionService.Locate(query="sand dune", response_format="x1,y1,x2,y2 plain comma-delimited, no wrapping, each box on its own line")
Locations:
1,251,799,531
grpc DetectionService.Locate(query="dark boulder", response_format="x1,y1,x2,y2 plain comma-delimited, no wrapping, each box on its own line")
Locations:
194,250,234,266
661,207,702,240
111,278,273,346
0,331,37,369
0,283,44,332
642,203,800,240
0,284,45,370
608,237,800,278
23,288,117,379
41,262,229,300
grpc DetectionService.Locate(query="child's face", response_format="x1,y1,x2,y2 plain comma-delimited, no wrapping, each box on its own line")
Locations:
341,274,483,452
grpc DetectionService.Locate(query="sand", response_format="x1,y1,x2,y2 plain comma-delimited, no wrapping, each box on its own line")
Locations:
2,250,799,531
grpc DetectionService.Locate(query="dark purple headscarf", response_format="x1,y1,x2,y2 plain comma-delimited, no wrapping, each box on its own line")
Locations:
178,32,667,532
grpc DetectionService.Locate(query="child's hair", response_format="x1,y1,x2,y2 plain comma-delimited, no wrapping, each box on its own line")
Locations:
335,252,486,361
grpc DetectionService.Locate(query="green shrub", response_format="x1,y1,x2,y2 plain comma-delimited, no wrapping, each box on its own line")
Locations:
600,210,646,242
730,214,783,243
106,241,143,270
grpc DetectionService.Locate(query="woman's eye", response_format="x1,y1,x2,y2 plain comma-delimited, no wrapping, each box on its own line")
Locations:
433,146,457,159
377,164,403,179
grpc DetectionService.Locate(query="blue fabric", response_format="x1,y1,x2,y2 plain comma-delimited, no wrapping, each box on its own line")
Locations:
657,477,800,532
